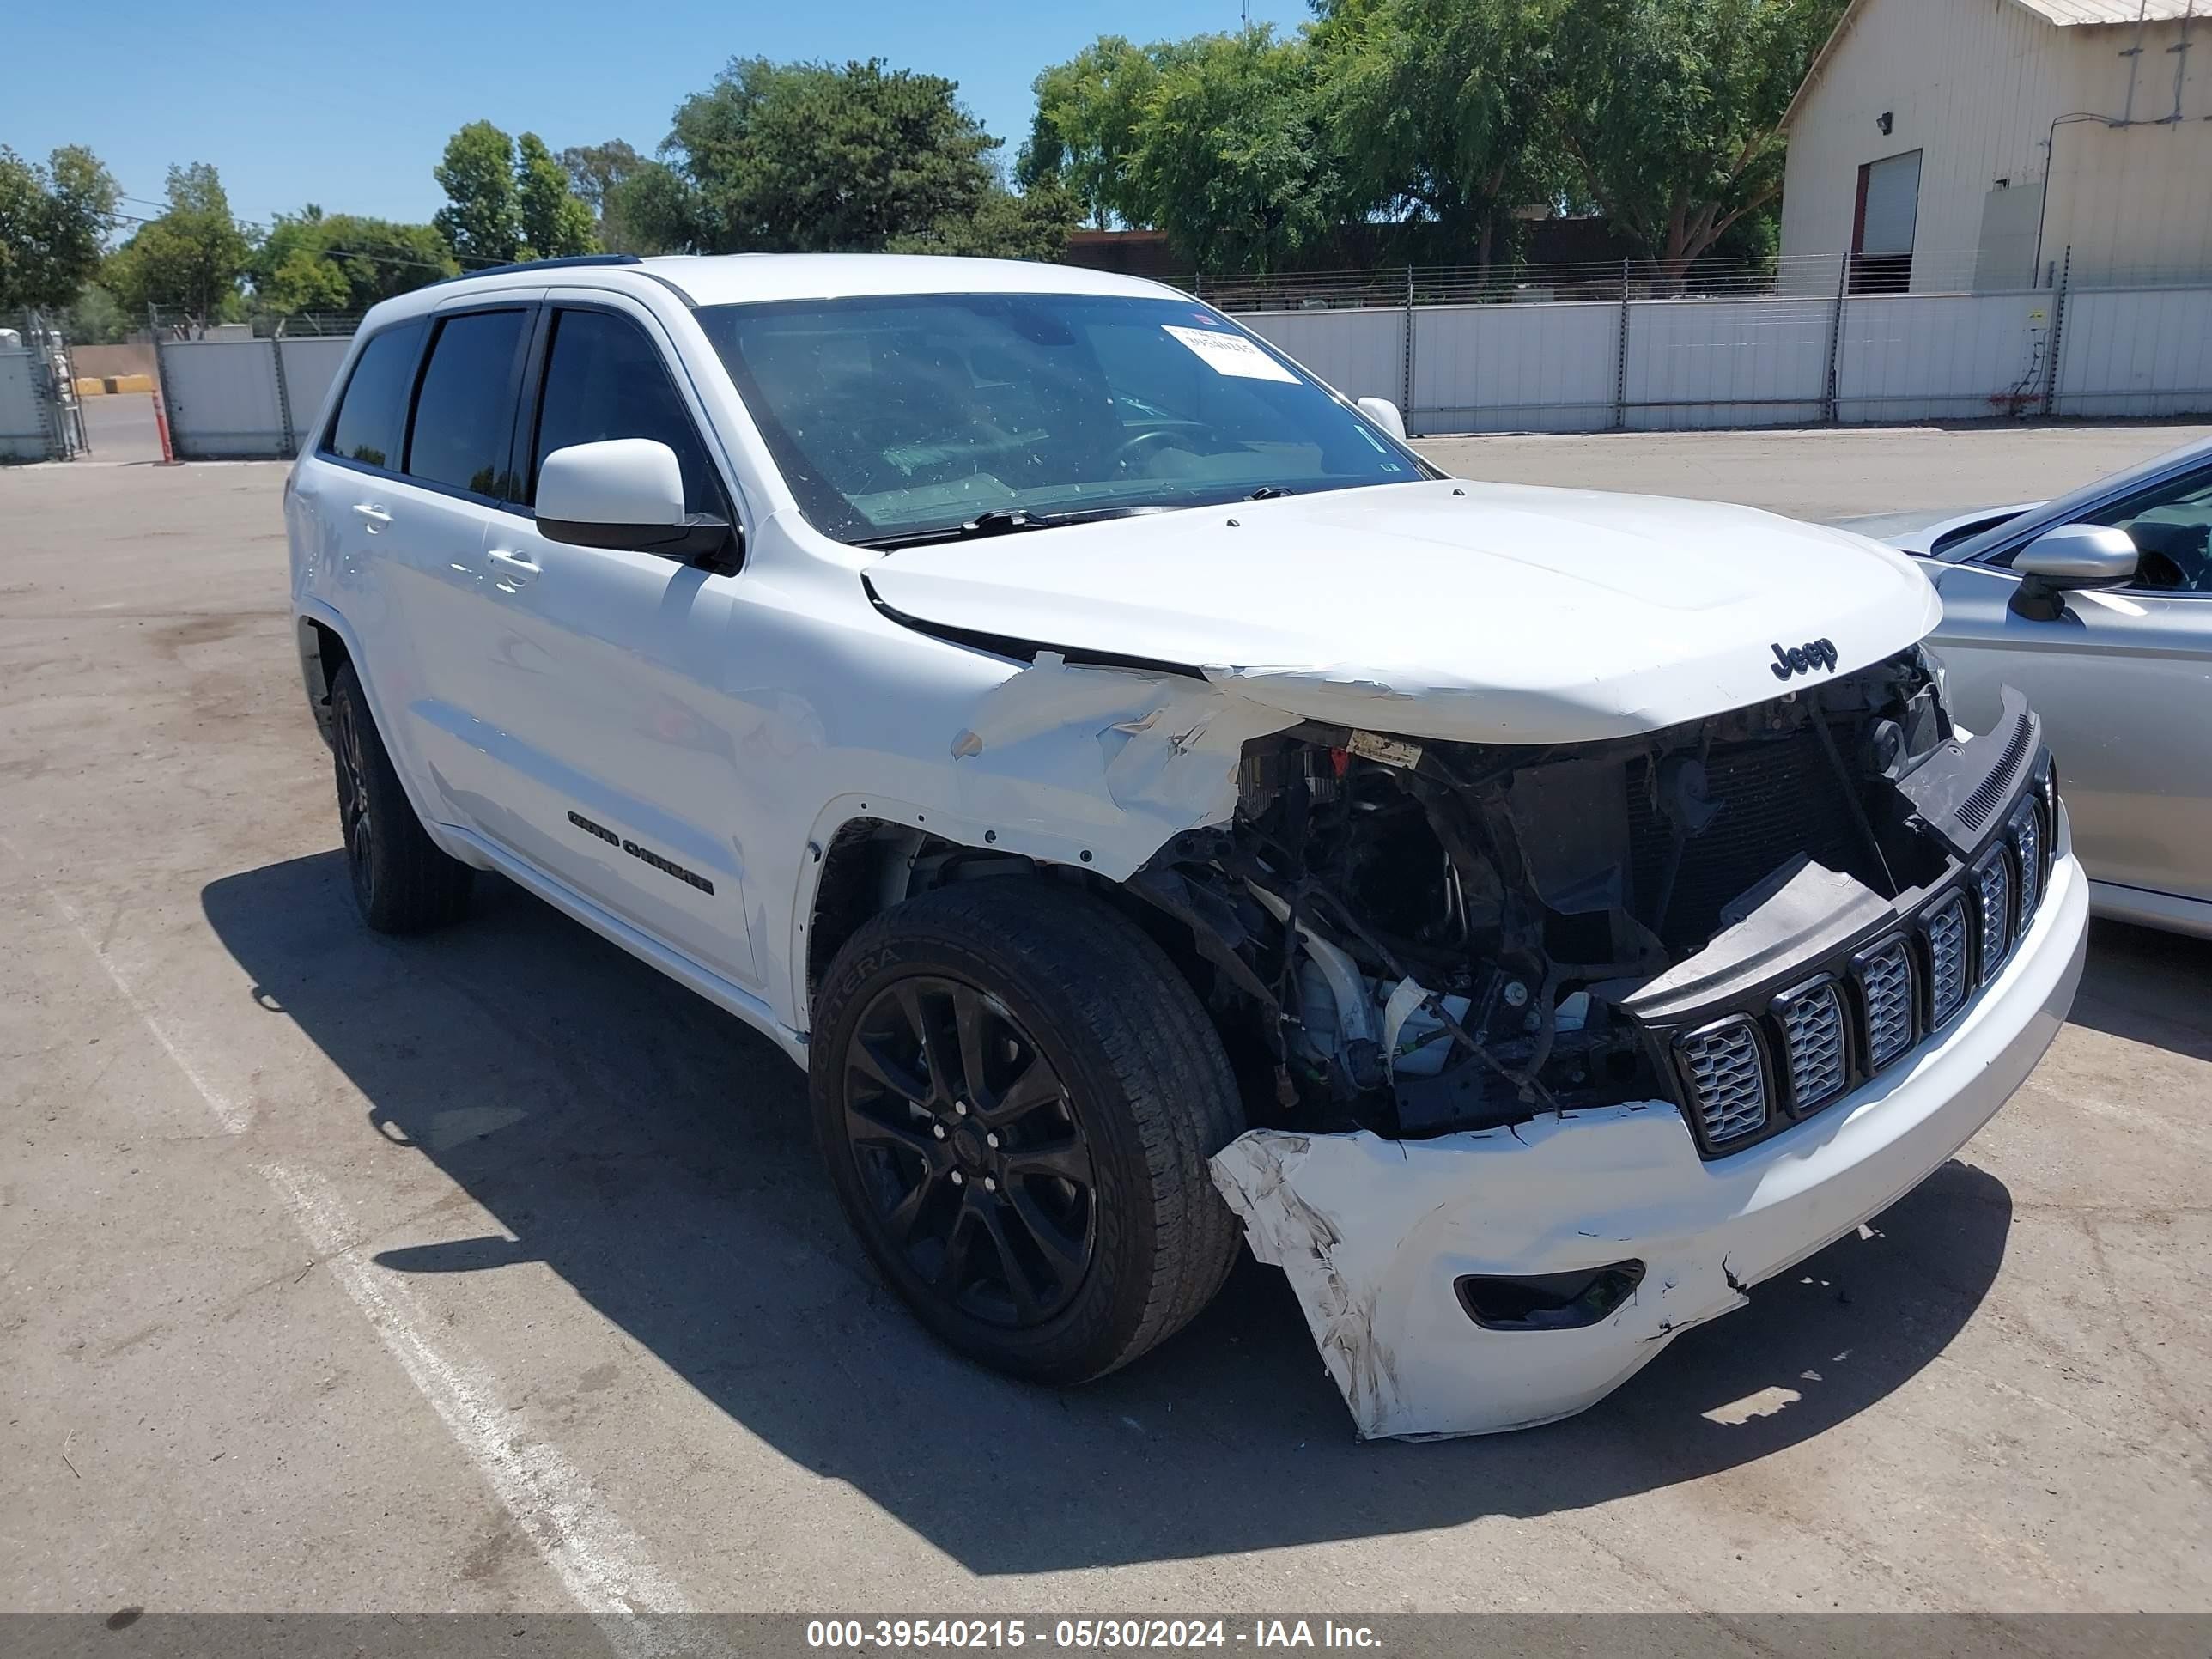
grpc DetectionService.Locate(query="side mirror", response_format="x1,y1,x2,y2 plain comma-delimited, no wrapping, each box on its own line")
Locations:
2010,523,2135,618
537,438,736,567
2014,523,2137,586
1356,396,1407,441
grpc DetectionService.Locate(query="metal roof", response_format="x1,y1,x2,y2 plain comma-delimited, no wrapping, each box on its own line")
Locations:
2008,0,2201,23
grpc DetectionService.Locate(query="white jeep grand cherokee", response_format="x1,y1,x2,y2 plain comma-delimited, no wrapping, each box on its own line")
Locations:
286,252,2087,1439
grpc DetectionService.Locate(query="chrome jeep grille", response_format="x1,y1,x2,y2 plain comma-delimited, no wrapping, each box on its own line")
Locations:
1976,853,2013,979
1859,939,1916,1070
1667,767,2053,1157
1926,896,1971,1028
1778,982,1848,1109
1680,1018,1768,1146
2012,799,2043,927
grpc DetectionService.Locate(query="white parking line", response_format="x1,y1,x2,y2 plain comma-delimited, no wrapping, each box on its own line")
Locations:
260,1160,696,1628
45,888,252,1135
20,852,696,1642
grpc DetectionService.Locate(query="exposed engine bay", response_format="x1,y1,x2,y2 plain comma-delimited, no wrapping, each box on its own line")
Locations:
1131,647,1959,1144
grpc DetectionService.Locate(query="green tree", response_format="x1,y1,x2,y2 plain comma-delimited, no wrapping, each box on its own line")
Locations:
434,119,526,264
251,205,459,318
1127,29,1340,274
560,138,670,252
1018,37,1186,229
434,121,599,264
605,159,694,257
254,205,351,315
0,144,121,313
1313,0,1566,276
517,133,597,258
890,174,1079,261
102,162,251,329
1021,30,1341,271
649,58,1003,253
64,282,131,344
1548,0,1844,280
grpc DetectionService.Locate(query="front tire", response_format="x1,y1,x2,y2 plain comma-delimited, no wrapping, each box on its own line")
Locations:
810,879,1247,1384
329,662,472,934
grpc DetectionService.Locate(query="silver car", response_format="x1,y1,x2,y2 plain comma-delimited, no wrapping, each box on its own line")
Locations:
1859,435,2212,939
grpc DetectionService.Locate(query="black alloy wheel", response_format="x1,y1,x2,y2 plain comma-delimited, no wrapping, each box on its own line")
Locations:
332,683,377,914
809,878,1247,1383
325,662,472,934
842,975,1097,1327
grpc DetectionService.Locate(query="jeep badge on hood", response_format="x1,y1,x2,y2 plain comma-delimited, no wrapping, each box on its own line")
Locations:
1770,637,1840,679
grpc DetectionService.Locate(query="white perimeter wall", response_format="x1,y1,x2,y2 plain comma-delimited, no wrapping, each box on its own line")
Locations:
148,287,2212,458
157,336,349,460
1242,283,2211,435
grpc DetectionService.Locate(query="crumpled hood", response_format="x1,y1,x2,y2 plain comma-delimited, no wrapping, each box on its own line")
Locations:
866,478,1942,744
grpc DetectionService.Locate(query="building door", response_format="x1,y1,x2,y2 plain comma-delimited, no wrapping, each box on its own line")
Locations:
1852,149,1922,293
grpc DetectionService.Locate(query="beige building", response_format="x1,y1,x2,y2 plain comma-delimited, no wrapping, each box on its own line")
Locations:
1779,0,2212,293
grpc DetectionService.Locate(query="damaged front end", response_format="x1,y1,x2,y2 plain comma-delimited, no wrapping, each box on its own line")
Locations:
1133,648,2078,1437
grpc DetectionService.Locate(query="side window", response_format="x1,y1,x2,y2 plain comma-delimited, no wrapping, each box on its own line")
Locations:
404,309,531,499
2100,467,2212,595
324,320,424,471
529,308,719,514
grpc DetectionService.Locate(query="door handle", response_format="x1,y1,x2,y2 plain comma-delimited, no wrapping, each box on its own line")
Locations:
486,548,541,589
351,502,392,532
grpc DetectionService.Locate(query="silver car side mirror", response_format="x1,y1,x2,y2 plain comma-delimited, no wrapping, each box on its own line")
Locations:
2011,523,2136,620
1356,396,1407,441
2014,523,2138,586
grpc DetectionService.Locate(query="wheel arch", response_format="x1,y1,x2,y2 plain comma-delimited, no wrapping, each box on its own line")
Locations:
795,815,1255,1083
295,611,352,749
294,600,487,872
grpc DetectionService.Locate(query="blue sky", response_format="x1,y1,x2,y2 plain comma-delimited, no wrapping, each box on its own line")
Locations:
9,1,1312,234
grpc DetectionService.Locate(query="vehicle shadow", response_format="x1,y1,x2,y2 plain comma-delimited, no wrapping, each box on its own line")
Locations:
203,852,2016,1574
2065,919,2212,1062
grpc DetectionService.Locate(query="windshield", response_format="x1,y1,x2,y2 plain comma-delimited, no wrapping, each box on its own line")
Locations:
695,292,1425,545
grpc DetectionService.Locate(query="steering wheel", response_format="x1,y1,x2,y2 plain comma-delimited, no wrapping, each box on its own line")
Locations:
1111,426,1199,472
2127,522,2211,593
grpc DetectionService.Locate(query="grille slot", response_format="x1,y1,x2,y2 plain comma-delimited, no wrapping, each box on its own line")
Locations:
1778,982,1848,1109
1859,939,1916,1071
1975,854,2013,982
1679,1020,1769,1146
2012,800,2043,930
1926,896,1971,1027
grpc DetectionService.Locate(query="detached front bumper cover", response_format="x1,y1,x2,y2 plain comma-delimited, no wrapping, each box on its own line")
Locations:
1210,837,2088,1442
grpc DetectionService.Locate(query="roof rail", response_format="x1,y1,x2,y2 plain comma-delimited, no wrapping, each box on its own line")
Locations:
444,252,644,283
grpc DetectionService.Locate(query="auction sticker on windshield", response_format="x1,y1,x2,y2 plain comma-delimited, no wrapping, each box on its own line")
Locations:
1163,325,1299,382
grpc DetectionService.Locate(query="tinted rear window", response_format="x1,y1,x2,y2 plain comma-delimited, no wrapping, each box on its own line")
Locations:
325,321,423,471
405,309,529,499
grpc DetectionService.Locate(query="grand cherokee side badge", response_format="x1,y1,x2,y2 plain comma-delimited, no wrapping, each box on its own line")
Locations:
1770,638,1838,680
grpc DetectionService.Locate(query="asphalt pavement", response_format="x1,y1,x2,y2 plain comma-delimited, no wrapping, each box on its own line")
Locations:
2,426,2207,1622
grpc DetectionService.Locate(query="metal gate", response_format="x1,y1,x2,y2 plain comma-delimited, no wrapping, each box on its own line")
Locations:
0,313,87,462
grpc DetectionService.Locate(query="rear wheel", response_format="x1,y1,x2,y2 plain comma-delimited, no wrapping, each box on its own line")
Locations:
811,879,1247,1383
330,663,472,934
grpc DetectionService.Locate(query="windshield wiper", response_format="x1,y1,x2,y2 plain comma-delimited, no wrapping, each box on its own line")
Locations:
1245,485,1297,500
856,503,1172,551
